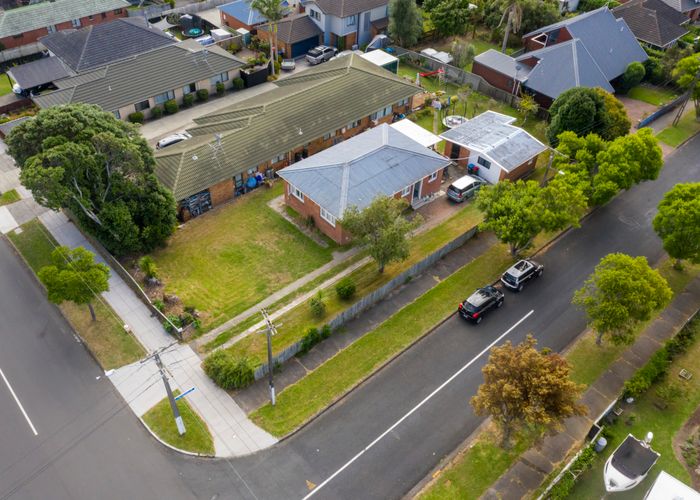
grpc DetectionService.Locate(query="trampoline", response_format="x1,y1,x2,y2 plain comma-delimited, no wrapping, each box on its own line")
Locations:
184,27,204,37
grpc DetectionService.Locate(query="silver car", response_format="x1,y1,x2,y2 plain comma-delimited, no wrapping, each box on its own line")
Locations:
156,132,192,150
305,45,337,65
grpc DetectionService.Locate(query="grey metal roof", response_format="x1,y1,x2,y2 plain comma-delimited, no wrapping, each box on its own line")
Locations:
0,0,130,39
307,0,388,17
8,57,73,89
440,111,547,172
277,124,450,219
40,18,176,73
518,39,614,99
474,49,528,80
613,0,689,48
32,40,244,113
260,14,322,44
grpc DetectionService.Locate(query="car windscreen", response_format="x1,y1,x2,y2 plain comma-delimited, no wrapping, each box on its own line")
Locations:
502,273,517,285
308,49,322,57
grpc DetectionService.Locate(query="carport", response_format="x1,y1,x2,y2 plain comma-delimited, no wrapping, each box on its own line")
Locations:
7,57,73,94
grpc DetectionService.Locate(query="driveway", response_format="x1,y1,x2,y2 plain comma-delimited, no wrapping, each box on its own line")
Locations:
617,95,657,129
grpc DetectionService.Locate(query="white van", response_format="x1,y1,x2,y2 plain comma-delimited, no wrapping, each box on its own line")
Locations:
447,175,484,203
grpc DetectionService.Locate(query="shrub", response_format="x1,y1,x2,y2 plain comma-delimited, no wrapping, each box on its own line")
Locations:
182,93,195,108
151,106,163,119
128,111,144,124
203,350,255,390
196,88,209,102
624,347,671,397
299,327,321,354
164,99,178,114
643,57,665,85
619,61,646,93
163,314,182,335
138,255,158,279
335,277,356,300
153,299,165,312
232,77,244,90
547,445,596,499
656,381,687,406
309,292,326,318
216,82,225,96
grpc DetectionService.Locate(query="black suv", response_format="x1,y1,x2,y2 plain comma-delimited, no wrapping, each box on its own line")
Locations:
500,259,544,292
458,286,504,324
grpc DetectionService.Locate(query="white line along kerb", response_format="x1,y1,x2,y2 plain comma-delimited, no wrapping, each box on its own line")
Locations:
302,309,535,500
0,367,38,436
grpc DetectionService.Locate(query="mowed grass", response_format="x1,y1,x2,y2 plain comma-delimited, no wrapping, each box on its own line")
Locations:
150,182,334,330
0,73,13,96
0,189,20,206
220,203,484,366
142,390,215,455
8,220,144,369
656,111,700,147
628,84,678,106
250,242,514,436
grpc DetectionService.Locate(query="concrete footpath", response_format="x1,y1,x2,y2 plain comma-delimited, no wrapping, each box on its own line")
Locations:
481,276,700,500
39,210,276,457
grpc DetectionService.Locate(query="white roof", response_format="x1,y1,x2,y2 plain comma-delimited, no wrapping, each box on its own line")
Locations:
391,118,441,148
360,49,398,67
644,471,700,500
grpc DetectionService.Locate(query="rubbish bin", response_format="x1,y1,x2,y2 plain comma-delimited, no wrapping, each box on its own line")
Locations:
594,436,608,453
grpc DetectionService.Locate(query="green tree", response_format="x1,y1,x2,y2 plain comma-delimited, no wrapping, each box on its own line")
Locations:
7,104,177,256
249,0,289,75
518,0,561,36
497,0,524,53
341,196,422,273
471,335,586,448
451,40,476,69
619,61,645,94
430,0,471,37
653,183,700,268
517,93,539,125
38,246,110,321
595,87,631,140
388,0,423,47
573,253,672,345
672,54,700,119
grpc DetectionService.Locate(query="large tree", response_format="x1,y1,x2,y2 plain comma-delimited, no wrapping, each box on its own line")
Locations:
430,0,471,37
38,246,110,321
497,0,524,53
342,196,421,273
653,183,700,268
7,104,176,256
672,54,700,120
573,253,672,345
471,335,586,448
249,0,289,75
388,0,423,47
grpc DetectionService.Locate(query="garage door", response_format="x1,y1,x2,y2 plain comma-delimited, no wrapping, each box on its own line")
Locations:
292,36,320,58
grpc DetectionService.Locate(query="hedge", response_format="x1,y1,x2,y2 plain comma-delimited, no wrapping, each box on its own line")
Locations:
128,111,144,124
196,89,209,102
203,350,254,390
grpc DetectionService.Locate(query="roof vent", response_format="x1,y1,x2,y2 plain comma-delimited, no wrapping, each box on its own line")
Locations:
192,155,198,160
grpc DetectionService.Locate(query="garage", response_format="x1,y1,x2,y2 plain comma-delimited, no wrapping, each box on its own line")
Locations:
292,35,321,58
260,14,323,59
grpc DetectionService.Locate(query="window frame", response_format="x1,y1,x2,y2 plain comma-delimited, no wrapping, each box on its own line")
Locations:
154,90,175,105
210,72,229,86
319,206,336,226
477,156,491,169
71,18,81,28
401,186,411,196
346,15,356,27
271,154,285,164
134,99,150,112
182,83,196,95
428,171,438,182
290,184,304,202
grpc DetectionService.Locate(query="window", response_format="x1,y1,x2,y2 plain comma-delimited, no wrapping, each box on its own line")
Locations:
271,154,285,164
477,156,491,169
101,12,107,19
113,110,121,120
371,105,392,121
290,184,304,202
320,207,336,226
88,14,94,20
134,100,150,112
71,18,81,28
397,97,409,107
347,120,360,129
247,167,257,175
114,8,123,14
183,83,196,95
309,9,320,20
323,131,333,141
47,25,57,34
154,90,175,105
12,33,23,39
401,186,411,196
210,72,229,85
346,15,356,26
428,171,438,182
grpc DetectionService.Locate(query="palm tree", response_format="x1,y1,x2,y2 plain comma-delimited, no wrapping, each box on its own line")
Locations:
249,0,288,76
498,0,523,54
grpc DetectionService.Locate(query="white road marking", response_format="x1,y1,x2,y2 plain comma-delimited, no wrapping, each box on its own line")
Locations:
0,367,38,436
302,310,535,499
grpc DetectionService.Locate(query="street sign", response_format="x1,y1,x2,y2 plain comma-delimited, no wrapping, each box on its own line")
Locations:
174,387,195,401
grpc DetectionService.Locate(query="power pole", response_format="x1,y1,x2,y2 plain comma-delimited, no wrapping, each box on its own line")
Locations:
154,352,186,435
673,68,700,127
261,308,278,406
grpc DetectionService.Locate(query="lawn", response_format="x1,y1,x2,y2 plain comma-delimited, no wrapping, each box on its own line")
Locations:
8,220,145,369
250,242,515,437
0,189,20,206
142,390,215,456
656,111,700,148
628,84,678,106
218,203,484,367
150,182,335,330
0,73,13,96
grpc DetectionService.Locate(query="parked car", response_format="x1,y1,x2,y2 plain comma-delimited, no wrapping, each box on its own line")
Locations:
281,59,296,71
458,286,504,324
306,45,337,65
447,174,484,203
156,132,192,150
500,259,544,292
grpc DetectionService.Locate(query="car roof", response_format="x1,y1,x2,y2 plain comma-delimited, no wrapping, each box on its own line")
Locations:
505,260,533,278
466,287,495,306
450,175,481,190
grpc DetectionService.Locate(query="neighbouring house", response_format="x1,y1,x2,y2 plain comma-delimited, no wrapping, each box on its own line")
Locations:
304,0,389,49
440,111,548,185
0,0,129,52
258,14,323,58
472,7,647,107
620,0,700,21
644,471,700,499
277,123,451,244
31,40,244,120
218,0,285,31
154,53,422,220
612,0,690,49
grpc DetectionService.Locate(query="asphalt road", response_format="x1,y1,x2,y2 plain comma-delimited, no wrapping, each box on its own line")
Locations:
1,135,698,500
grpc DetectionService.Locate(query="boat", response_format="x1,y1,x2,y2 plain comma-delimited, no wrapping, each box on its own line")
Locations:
604,432,660,492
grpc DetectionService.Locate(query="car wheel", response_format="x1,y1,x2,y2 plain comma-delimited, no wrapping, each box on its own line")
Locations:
537,268,543,277
475,316,482,324
517,283,524,292
496,299,504,308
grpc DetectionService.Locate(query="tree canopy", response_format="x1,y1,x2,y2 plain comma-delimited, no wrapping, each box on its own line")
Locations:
672,54,700,119
618,61,645,94
388,0,423,47
38,246,110,321
573,253,672,345
430,0,471,37
471,335,586,447
653,183,700,267
7,104,176,256
341,196,421,273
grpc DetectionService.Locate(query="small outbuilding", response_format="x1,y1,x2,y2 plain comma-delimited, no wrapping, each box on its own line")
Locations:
360,49,399,73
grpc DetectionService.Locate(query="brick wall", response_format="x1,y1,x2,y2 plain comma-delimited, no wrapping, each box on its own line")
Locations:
220,12,255,31
284,182,351,244
502,155,538,181
444,141,470,167
472,61,515,95
209,178,234,205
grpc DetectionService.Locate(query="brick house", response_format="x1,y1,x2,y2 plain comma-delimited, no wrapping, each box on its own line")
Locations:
218,0,272,31
304,0,389,49
278,123,450,244
154,53,422,220
0,0,129,51
440,111,547,185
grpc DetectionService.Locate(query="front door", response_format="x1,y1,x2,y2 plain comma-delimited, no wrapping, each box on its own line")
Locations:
412,180,422,201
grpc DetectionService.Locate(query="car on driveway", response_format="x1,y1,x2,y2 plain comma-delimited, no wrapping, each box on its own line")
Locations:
306,45,337,65
500,259,544,292
156,132,192,150
281,59,296,71
447,174,484,203
458,286,504,324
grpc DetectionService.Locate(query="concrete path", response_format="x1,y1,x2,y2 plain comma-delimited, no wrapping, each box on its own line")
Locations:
481,276,700,500
38,210,277,457
0,157,48,233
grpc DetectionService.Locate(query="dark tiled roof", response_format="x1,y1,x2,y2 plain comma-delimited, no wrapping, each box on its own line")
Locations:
260,14,322,44
8,57,73,89
40,18,175,72
613,0,689,47
657,0,700,13
309,0,388,17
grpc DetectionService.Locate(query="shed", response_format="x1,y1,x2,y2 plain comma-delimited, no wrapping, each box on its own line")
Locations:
390,118,441,148
360,49,399,74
